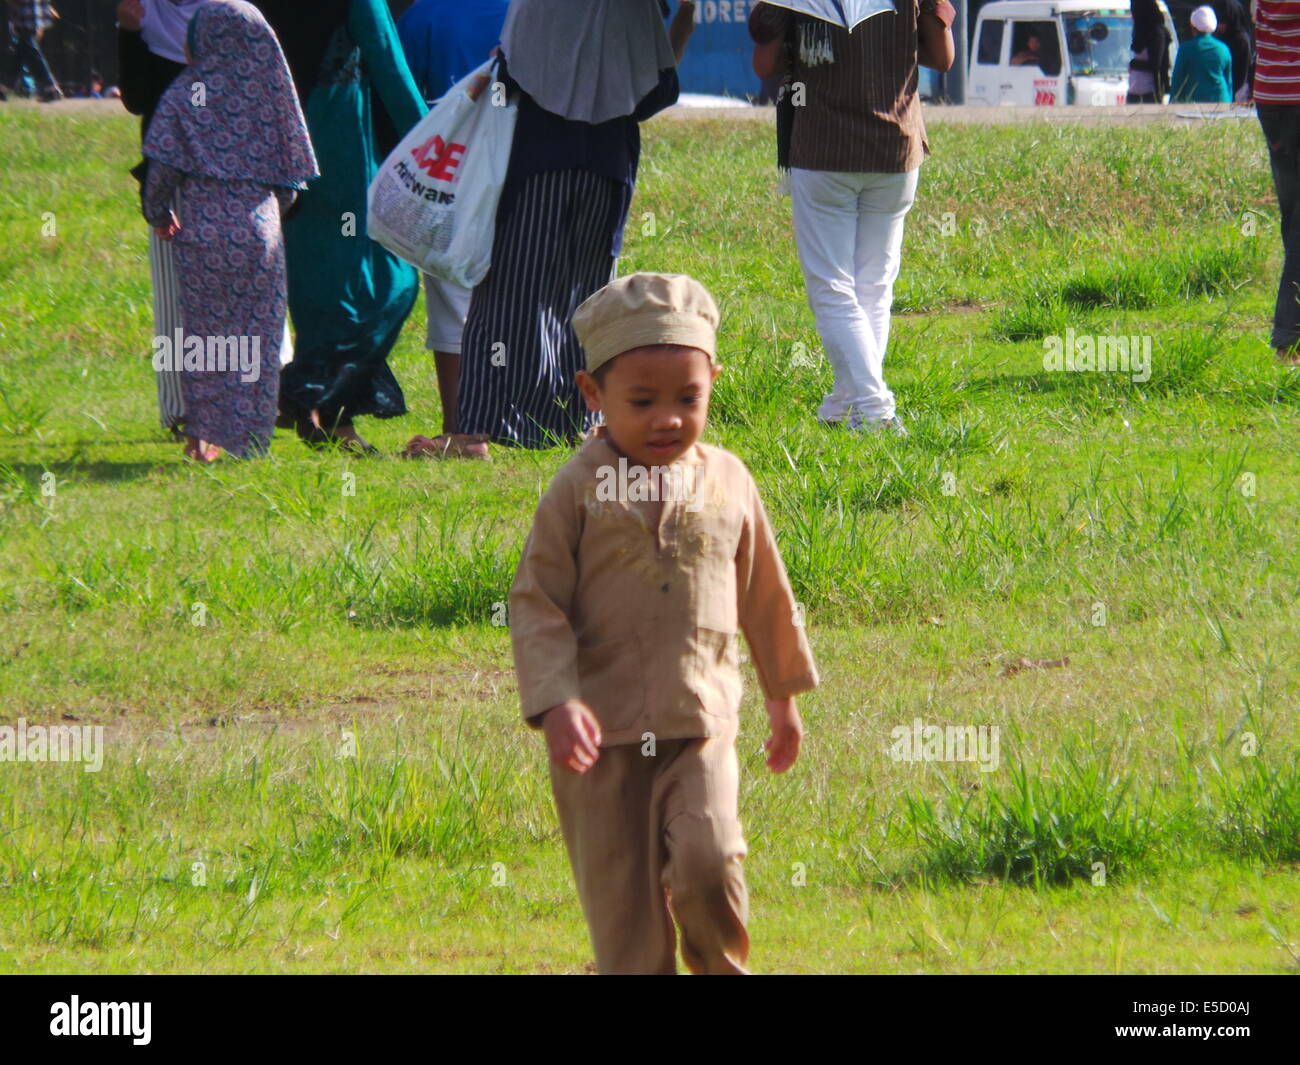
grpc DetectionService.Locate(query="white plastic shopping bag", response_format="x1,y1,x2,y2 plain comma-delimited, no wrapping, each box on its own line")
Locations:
367,59,517,288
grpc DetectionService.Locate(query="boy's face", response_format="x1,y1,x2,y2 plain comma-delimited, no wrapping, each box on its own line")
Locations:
577,344,721,468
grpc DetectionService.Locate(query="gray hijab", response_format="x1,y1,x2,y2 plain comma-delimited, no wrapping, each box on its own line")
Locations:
501,0,677,124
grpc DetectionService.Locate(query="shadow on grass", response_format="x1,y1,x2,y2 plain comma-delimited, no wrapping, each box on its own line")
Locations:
0,435,182,448
1,461,164,485
964,372,1138,397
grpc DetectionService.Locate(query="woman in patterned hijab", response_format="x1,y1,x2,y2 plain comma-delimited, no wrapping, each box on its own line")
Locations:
144,0,316,189
142,0,318,462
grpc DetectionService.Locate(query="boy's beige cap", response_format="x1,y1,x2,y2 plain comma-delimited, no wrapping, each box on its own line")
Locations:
571,272,719,374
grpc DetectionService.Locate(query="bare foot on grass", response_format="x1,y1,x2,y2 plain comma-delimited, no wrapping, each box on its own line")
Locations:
183,436,220,464
401,433,490,461
326,423,379,455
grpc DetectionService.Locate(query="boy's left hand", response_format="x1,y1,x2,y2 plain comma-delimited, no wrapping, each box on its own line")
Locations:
763,697,802,773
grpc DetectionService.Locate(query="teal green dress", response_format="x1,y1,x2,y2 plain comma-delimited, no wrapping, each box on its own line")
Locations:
267,0,427,428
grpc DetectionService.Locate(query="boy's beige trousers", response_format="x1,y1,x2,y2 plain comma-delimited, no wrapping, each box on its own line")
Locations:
549,721,750,975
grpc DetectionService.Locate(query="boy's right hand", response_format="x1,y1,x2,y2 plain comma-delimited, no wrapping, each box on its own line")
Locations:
541,701,602,774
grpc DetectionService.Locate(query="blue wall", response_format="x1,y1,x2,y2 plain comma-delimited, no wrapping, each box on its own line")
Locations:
676,0,765,98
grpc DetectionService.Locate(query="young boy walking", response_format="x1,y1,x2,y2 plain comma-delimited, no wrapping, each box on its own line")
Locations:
509,272,818,975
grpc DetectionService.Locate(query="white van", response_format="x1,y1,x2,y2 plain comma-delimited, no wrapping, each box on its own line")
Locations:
967,1,1178,106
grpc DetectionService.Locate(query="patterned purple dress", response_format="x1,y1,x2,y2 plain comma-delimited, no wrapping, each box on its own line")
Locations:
140,0,318,457
144,166,292,457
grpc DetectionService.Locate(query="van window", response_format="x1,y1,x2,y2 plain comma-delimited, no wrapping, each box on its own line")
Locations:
976,19,1004,65
1064,15,1133,77
1009,21,1062,77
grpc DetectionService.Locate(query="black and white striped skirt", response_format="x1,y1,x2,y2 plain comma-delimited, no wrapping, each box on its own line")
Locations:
458,168,624,448
148,224,185,429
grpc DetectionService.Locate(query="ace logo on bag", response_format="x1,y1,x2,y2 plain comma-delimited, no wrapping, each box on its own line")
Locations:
367,59,517,288
410,134,467,184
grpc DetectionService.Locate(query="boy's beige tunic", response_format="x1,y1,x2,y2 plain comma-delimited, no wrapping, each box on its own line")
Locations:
511,431,819,745
510,429,818,974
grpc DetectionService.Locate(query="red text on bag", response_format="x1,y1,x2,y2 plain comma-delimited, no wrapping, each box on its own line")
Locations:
411,134,466,182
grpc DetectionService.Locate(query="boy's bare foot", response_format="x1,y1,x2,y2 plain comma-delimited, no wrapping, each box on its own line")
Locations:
1276,347,1300,366
401,433,490,461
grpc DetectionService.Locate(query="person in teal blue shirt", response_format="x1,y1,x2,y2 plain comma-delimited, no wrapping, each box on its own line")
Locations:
1171,6,1233,103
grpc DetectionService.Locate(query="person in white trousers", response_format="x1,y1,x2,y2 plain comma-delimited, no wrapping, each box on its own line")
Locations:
751,1,955,435
790,168,919,427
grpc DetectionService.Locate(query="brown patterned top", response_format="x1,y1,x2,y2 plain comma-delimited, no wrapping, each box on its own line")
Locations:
750,0,939,174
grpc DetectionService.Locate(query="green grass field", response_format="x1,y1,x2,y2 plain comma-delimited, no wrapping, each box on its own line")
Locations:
0,104,1297,973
